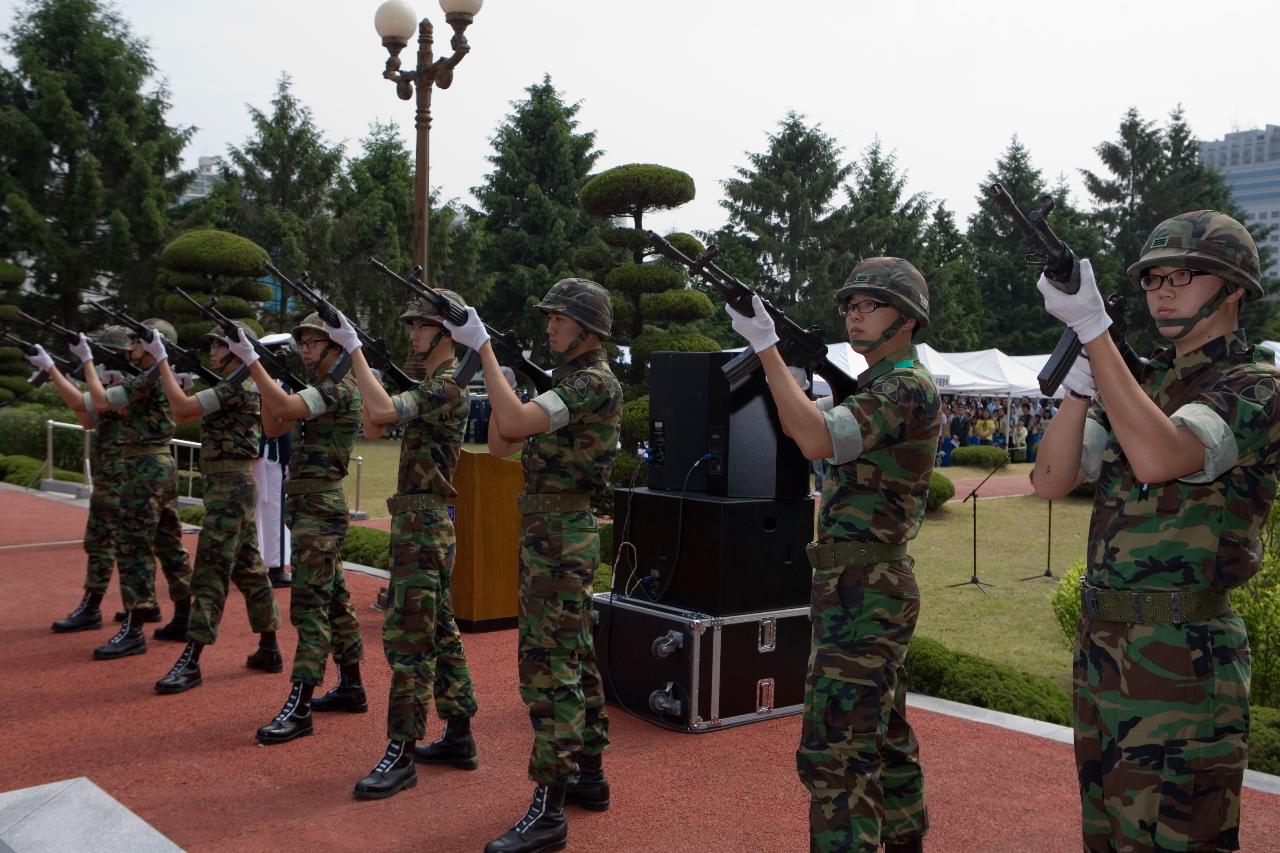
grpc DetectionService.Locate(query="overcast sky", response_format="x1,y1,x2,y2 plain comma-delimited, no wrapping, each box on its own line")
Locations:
4,0,1279,239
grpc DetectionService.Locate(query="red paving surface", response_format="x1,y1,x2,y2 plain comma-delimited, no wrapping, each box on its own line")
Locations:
3,485,1278,852
945,472,1035,501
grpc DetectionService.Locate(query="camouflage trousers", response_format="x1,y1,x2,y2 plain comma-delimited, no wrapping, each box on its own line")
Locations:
187,472,281,645
517,510,608,785
798,557,928,853
286,490,363,685
1073,614,1250,853
83,460,124,593
117,453,192,611
384,507,477,742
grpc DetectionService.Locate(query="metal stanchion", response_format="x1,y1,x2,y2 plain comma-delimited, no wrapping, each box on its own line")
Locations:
349,455,368,520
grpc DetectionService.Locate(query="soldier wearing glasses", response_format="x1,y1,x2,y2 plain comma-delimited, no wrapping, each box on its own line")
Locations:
728,258,938,853
1033,212,1280,852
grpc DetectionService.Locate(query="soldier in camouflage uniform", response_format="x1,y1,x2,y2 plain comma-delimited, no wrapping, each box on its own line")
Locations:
324,292,479,800
143,322,283,694
229,315,365,745
728,259,938,853
444,279,621,853
79,319,193,661
1034,212,1280,853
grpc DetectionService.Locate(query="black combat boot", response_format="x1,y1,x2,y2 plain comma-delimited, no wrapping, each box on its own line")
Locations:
153,597,191,641
155,640,203,694
93,611,146,660
52,591,103,633
245,632,283,673
267,565,292,589
353,740,418,800
484,785,568,853
565,753,610,811
114,605,161,623
256,682,314,745
883,834,925,853
412,716,478,769
311,663,367,713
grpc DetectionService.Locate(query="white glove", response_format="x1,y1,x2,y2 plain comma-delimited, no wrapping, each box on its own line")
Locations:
228,327,259,367
725,294,780,352
1037,258,1111,344
1062,351,1097,401
323,310,362,354
69,333,93,363
97,368,124,386
141,331,167,363
443,307,490,351
176,372,195,392
25,344,54,372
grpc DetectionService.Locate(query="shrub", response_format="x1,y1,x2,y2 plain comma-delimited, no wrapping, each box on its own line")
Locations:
619,396,649,449
1237,503,1280,707
950,446,1009,469
579,164,696,219
572,245,615,274
598,521,613,567
159,229,269,277
0,259,26,287
179,505,206,526
662,232,704,259
1254,705,1280,777
593,561,614,594
1051,559,1087,648
905,635,1071,726
925,471,954,511
342,525,391,570
176,469,204,499
0,453,82,487
640,289,714,324
606,263,682,296
0,403,84,470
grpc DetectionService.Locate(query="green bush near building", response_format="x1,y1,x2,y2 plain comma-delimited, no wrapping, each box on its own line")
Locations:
342,526,391,571
949,446,1009,469
925,472,954,511
906,635,1071,726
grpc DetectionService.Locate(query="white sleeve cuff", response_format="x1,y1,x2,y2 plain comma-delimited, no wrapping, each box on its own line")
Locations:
195,388,221,415
83,392,96,414
815,395,836,413
298,386,327,419
1170,402,1237,483
822,405,863,465
392,391,418,423
1080,418,1108,483
532,389,570,432
104,385,129,411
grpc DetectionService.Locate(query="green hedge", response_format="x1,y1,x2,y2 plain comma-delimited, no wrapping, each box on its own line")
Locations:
179,505,206,526
662,232,704,259
159,229,269,277
620,396,649,448
0,403,84,470
0,454,83,487
579,164,695,219
342,525,391,570
607,263,682,296
640,289,715,323
906,635,1071,725
950,446,1009,469
1050,559,1087,648
1254,705,1280,776
926,472,954,511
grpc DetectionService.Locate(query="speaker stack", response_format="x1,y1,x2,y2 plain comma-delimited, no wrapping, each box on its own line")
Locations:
595,352,816,732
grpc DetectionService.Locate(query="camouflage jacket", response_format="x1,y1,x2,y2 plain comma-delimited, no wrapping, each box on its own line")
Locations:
289,374,361,481
104,366,175,447
84,395,125,474
195,379,261,466
391,359,469,497
523,348,622,495
817,344,941,544
1083,331,1280,592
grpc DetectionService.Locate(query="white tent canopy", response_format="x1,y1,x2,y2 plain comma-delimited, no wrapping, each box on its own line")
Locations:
916,344,1006,394
1261,341,1280,367
942,348,1056,398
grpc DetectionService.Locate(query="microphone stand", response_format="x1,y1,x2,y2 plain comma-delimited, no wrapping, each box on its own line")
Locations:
947,463,1000,592
1021,499,1058,581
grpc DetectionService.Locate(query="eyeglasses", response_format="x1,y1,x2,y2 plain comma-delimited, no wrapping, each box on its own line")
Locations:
298,338,329,351
837,298,892,317
1138,268,1214,292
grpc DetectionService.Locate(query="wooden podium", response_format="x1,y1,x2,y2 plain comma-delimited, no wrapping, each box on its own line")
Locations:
451,450,523,631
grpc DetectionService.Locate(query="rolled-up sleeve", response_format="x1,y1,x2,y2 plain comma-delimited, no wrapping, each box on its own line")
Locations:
822,406,864,465
1170,402,1237,483
195,388,222,415
532,389,571,432
104,385,129,411
298,386,327,419
1080,416,1109,483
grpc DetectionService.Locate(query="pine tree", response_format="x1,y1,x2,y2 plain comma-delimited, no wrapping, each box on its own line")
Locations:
0,0,192,325
918,204,982,352
473,75,603,358
844,140,930,263
720,112,853,338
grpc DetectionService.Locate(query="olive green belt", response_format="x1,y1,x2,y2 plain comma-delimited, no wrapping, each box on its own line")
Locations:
386,492,449,515
284,478,341,495
122,445,170,459
200,458,253,476
516,492,591,515
806,540,908,569
1080,583,1232,625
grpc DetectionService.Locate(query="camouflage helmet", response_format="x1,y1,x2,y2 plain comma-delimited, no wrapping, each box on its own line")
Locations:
835,257,931,338
96,325,131,350
290,312,332,342
536,278,613,339
399,289,467,325
1126,210,1263,301
142,318,177,344
205,320,256,346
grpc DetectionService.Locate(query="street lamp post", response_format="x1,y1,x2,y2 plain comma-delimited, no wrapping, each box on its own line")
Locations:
374,0,482,277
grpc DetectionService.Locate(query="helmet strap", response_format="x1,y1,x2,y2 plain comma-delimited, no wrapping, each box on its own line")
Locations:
849,316,906,352
1155,285,1232,341
421,325,448,364
557,330,591,361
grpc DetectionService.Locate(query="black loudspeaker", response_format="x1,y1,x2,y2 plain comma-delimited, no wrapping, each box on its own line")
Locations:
611,487,814,615
647,351,811,499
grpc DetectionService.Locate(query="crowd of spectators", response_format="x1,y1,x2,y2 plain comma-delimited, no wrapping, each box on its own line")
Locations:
936,394,1059,465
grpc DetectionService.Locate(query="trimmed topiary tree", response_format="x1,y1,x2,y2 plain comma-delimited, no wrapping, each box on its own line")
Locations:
155,229,272,347
0,260,30,404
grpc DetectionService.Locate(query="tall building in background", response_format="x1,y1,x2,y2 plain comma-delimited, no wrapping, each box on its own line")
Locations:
1198,126,1280,279
177,156,222,206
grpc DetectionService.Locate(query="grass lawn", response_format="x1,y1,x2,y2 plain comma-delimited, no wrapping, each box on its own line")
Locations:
341,438,488,518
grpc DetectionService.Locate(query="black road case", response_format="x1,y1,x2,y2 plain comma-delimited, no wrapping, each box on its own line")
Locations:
592,592,811,732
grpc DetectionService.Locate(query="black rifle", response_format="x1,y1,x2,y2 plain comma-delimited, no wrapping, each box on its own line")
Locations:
986,183,1144,393
367,257,553,394
88,302,222,386
171,287,307,391
15,310,138,377
1,329,83,384
647,231,860,402
263,262,415,392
